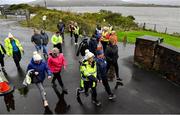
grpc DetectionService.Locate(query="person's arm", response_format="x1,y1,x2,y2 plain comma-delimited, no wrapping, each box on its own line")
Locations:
62,54,67,69
45,62,52,79
4,39,10,56
0,44,6,54
105,47,112,62
16,39,24,52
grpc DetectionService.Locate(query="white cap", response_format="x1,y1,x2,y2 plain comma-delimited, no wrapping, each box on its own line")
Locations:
33,51,42,61
84,49,94,60
8,33,13,38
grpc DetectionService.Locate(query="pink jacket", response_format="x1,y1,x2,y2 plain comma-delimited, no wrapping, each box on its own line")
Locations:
47,53,67,73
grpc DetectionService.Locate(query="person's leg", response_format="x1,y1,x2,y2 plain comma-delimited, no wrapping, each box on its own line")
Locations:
74,34,79,44
56,72,64,88
0,57,4,68
84,81,89,96
52,73,58,84
102,78,112,95
113,60,120,79
36,82,47,101
90,82,97,101
13,52,20,68
35,45,41,52
106,61,111,74
42,45,48,55
70,31,73,38
91,82,101,106
61,33,65,42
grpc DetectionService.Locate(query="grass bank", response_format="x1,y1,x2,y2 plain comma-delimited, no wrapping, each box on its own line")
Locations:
117,31,180,48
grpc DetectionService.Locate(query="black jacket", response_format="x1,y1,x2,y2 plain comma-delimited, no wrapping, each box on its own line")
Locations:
76,38,89,56
41,33,49,45
31,34,42,45
57,22,65,33
89,37,97,55
105,44,119,63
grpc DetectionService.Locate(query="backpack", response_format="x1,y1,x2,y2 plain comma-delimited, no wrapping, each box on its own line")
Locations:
76,39,89,56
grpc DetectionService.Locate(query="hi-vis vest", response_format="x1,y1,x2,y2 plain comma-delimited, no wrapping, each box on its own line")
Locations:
101,31,109,42
51,34,62,45
80,61,97,88
4,38,23,56
73,26,80,35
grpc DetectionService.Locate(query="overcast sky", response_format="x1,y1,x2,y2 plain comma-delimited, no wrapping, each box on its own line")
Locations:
0,0,180,5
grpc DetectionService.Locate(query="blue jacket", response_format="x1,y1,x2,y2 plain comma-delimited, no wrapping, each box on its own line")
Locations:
27,58,52,83
95,58,107,80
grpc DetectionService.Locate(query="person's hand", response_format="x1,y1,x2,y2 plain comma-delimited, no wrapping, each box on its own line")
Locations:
48,76,52,79
64,66,67,70
34,72,39,75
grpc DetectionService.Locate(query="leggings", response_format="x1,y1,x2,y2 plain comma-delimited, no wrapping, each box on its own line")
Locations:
52,72,64,88
36,82,47,101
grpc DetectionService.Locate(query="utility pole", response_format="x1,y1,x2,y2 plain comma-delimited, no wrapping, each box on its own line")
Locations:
44,0,47,8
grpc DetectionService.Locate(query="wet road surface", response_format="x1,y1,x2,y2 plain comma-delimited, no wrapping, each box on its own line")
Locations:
0,19,180,114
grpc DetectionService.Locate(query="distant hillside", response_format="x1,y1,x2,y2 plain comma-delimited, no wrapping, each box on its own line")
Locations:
30,0,129,7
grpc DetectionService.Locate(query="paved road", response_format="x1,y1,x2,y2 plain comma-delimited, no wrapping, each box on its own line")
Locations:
0,19,180,114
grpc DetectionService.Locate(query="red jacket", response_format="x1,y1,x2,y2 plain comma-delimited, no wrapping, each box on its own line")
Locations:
48,53,67,73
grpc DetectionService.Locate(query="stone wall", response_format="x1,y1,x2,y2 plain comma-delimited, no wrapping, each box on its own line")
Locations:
134,35,180,83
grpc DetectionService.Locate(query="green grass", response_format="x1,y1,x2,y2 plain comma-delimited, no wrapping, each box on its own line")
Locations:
117,31,180,48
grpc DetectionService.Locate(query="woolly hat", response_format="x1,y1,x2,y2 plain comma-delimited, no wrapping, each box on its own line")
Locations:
85,49,94,60
8,33,13,38
33,51,42,61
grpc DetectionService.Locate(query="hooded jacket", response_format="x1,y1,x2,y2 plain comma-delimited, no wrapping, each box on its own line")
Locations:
27,58,52,83
89,37,97,55
105,44,119,63
48,53,67,73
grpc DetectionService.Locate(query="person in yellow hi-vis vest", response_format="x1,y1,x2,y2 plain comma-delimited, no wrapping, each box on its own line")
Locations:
73,22,80,45
101,26,110,52
76,49,101,106
51,31,63,53
4,33,24,70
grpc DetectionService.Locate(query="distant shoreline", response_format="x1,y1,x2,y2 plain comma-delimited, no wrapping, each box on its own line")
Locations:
45,4,180,8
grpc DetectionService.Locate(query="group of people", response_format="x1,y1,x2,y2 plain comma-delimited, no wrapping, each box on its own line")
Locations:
76,24,123,106
0,20,123,108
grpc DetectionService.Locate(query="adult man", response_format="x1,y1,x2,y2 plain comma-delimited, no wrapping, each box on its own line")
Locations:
57,19,65,42
31,29,42,52
4,33,24,69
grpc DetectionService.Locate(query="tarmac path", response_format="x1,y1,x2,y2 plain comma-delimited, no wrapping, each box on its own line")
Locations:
0,19,180,114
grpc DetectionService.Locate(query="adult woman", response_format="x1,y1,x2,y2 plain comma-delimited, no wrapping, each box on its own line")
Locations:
48,48,68,94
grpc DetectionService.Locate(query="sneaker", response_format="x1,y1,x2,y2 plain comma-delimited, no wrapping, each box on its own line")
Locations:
92,100,101,106
44,100,48,107
44,92,46,96
1,67,5,72
62,88,68,94
117,78,122,81
108,94,116,100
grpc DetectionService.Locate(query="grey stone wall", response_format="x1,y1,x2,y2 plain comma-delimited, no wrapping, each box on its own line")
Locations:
134,35,180,83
